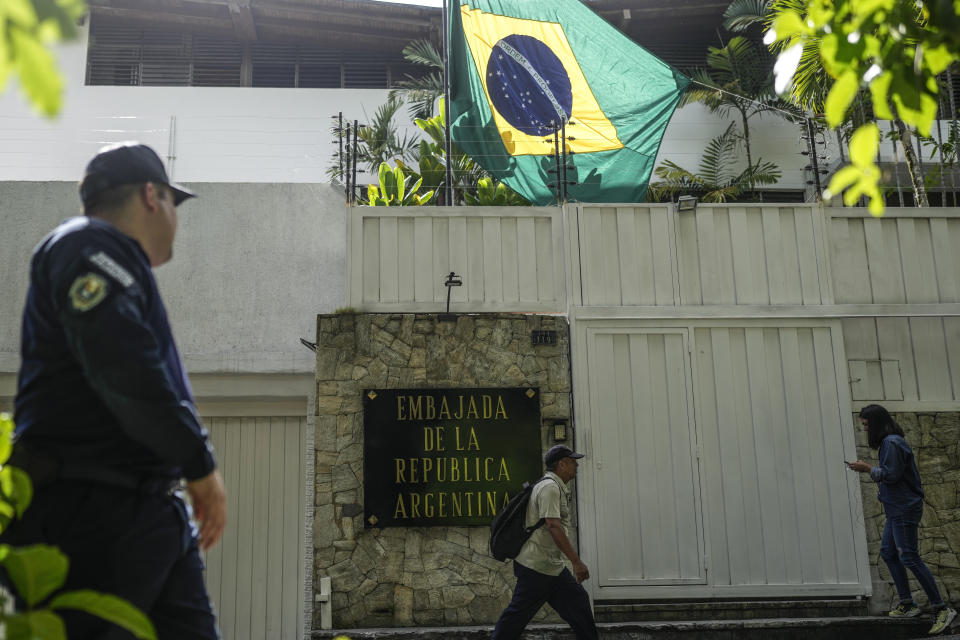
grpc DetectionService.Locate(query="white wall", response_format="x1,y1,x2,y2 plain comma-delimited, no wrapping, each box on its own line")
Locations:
0,24,394,184
0,22,840,193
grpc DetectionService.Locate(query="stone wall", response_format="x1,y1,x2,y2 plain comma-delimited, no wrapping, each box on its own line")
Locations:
854,412,960,614
312,313,573,628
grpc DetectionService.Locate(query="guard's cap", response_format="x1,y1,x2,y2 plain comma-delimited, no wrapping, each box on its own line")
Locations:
544,444,585,467
79,142,195,208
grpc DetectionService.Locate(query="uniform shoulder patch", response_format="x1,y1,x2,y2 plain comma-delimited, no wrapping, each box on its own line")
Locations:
87,251,135,288
69,273,110,312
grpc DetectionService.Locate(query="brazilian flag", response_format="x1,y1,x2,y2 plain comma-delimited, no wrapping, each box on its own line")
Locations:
449,0,689,205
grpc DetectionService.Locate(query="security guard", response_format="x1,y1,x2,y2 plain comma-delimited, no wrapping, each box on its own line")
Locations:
8,142,227,639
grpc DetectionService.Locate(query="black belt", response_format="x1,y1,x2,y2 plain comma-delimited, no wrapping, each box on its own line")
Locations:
58,465,179,495
11,444,178,495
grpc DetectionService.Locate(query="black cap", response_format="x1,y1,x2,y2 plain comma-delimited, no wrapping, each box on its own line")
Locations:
544,444,585,467
79,142,196,208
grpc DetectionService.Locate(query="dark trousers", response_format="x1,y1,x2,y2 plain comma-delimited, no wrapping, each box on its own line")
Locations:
492,562,598,640
880,507,946,609
1,481,219,640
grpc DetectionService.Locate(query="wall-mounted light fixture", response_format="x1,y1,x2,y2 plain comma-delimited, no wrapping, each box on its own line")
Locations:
676,195,698,212
552,421,568,442
438,271,463,322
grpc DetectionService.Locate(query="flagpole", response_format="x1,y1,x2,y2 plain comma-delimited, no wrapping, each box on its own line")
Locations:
441,0,454,206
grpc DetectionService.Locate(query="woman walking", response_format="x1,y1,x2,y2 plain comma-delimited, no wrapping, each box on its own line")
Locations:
848,404,956,635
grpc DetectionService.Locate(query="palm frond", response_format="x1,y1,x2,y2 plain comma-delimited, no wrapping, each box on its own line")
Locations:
699,123,740,186
402,39,443,68
723,0,772,32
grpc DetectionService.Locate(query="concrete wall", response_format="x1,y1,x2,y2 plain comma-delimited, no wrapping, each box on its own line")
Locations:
0,181,347,382
313,313,572,628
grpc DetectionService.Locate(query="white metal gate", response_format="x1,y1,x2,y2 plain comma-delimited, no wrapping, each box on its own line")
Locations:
203,416,308,640
574,319,870,600
586,328,705,587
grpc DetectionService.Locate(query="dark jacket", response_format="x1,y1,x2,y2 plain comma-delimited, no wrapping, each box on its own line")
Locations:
870,434,923,516
15,217,216,482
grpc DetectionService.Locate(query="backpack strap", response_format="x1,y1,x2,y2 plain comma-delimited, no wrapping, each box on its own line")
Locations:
524,475,562,534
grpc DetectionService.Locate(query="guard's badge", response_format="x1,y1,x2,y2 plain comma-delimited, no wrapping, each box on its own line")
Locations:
68,273,109,312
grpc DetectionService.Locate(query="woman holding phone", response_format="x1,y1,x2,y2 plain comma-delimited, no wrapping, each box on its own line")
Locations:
848,404,956,635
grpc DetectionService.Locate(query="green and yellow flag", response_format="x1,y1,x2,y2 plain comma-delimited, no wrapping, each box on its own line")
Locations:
449,0,689,205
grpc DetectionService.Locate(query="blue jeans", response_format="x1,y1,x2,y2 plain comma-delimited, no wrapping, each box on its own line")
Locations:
880,506,945,609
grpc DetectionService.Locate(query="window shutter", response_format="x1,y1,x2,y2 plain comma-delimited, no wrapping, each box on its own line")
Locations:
86,21,141,85
192,36,243,86
251,43,297,87
141,29,191,86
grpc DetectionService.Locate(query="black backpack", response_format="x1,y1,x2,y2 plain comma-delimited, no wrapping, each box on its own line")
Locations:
489,476,552,561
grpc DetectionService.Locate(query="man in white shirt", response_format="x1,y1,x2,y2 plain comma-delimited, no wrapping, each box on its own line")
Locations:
492,444,598,640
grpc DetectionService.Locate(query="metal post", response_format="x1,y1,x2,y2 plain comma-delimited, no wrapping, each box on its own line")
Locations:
352,119,360,205
553,125,562,206
947,67,960,206
344,122,352,204
889,121,905,207
936,91,953,206
561,120,568,204
338,112,344,180
805,117,823,201
441,0,454,206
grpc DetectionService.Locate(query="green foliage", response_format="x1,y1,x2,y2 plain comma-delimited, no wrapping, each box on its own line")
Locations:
768,0,960,215
462,177,530,206
648,123,782,203
0,413,157,639
389,39,444,120
0,0,86,117
682,29,799,195
366,162,435,206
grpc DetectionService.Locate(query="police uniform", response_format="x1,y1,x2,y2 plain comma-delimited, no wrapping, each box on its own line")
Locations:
7,144,220,639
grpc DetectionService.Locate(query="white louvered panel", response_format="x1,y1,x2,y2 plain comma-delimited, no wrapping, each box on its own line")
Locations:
203,416,307,640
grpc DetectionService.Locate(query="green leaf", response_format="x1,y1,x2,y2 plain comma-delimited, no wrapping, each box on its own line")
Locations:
0,413,14,464
848,123,880,167
827,165,862,195
770,10,809,42
868,71,894,120
50,590,157,640
10,26,63,118
4,0,40,27
825,70,859,127
4,610,67,640
0,466,33,518
923,42,954,74
2,544,68,607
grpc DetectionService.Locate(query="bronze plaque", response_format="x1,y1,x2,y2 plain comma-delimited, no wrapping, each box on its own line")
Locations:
363,388,542,527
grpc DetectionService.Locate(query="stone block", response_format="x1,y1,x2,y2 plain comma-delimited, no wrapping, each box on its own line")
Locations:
394,585,414,626
446,529,470,548
328,559,364,592
332,465,359,493
313,504,335,548
316,395,342,415
469,527,488,554
381,551,405,583
352,542,378,575
404,530,423,558
442,585,475,608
